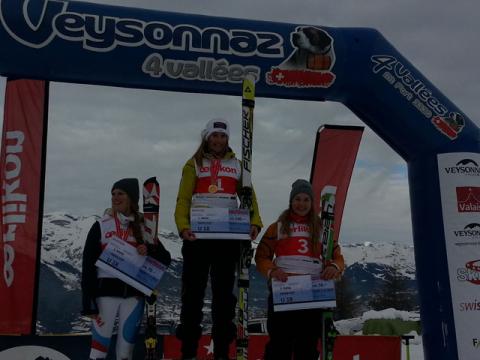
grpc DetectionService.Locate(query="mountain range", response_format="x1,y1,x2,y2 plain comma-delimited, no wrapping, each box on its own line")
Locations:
36,212,418,334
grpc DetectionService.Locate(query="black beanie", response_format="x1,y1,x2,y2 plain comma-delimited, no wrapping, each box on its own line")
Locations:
111,178,139,205
289,179,314,203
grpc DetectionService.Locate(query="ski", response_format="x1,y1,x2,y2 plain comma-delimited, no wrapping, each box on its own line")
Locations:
320,185,339,360
237,74,255,360
143,177,160,360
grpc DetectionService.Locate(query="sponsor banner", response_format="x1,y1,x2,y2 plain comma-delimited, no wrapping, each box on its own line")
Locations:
162,334,401,360
333,336,401,359
0,79,47,334
438,152,480,360
371,55,465,140
310,125,363,242
163,335,238,360
0,0,338,99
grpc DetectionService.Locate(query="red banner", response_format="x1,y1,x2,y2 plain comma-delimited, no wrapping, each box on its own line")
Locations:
333,335,401,359
163,335,238,360
0,79,48,334
310,125,363,242
162,335,400,359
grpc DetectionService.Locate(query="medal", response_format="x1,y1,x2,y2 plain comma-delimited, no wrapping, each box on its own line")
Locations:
208,159,221,194
208,184,218,193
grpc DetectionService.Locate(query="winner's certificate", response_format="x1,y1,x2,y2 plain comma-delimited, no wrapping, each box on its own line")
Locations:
272,275,336,312
191,207,250,240
95,237,166,296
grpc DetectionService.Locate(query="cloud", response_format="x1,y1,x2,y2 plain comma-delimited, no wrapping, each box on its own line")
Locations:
1,0,479,245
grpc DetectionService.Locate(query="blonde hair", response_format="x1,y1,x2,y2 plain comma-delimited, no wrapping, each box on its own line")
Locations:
192,136,231,167
192,138,209,168
277,207,321,255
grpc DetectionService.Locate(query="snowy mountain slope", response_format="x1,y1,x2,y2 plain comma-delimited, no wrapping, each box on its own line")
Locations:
37,213,418,333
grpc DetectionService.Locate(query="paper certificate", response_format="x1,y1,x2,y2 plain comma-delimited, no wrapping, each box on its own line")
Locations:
190,207,250,240
95,237,166,296
272,275,336,312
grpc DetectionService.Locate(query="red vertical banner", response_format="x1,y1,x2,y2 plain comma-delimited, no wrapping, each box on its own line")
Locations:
0,79,48,334
310,125,363,242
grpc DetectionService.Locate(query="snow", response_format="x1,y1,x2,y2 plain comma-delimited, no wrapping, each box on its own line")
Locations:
362,308,420,322
39,213,425,359
336,308,423,360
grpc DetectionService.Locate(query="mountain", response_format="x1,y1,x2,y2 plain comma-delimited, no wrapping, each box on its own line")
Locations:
36,213,418,333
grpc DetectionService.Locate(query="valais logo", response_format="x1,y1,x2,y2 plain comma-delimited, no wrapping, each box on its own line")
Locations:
456,187,480,212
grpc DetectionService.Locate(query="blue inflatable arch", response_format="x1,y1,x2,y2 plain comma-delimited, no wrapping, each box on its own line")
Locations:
1,1,479,359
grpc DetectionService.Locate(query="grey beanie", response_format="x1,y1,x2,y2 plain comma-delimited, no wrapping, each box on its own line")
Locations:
111,178,139,205
289,179,314,203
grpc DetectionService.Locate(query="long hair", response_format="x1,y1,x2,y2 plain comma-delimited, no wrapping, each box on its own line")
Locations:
277,206,321,255
192,136,231,167
108,202,144,245
192,138,209,168
129,202,144,245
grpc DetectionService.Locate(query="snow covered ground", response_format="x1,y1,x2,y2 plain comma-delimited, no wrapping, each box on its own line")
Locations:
336,308,423,360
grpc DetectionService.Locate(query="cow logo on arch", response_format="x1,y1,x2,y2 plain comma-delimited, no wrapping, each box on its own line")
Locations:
266,26,336,88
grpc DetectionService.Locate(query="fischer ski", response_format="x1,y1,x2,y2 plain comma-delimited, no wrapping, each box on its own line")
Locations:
143,177,160,360
237,74,255,360
320,186,339,360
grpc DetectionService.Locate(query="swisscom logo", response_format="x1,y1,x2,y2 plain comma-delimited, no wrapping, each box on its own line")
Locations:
457,259,480,285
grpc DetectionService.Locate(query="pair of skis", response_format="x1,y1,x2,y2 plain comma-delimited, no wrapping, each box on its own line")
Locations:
236,74,256,360
142,177,161,360
319,186,339,360
140,75,256,359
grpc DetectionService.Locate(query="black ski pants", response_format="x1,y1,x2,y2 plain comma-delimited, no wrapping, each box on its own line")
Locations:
264,291,323,360
176,239,240,359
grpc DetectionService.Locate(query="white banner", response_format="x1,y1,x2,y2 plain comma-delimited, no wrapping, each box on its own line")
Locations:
191,207,250,240
95,238,166,296
438,152,480,359
272,275,336,312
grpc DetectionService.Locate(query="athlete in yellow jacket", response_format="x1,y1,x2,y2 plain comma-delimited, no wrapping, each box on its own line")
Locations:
174,118,262,360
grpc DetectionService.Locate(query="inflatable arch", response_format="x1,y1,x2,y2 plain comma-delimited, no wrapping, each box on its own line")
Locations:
0,1,479,359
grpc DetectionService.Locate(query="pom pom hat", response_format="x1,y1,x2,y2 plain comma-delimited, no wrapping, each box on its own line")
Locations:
201,118,230,140
111,178,139,205
289,179,314,204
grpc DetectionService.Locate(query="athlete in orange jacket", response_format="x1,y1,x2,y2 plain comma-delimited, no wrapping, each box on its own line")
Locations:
255,179,344,360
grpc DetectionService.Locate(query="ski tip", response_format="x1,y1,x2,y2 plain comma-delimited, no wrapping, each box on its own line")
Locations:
321,185,337,196
144,176,158,184
244,73,256,83
242,75,256,100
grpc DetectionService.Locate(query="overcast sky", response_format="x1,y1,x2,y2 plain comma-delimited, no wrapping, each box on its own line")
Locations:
1,0,479,245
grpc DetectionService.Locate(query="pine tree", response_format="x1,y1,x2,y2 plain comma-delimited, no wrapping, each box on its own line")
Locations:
335,272,361,319
368,248,417,311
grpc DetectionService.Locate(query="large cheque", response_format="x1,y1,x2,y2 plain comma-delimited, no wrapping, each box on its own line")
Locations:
272,275,336,312
95,237,166,296
191,207,250,240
